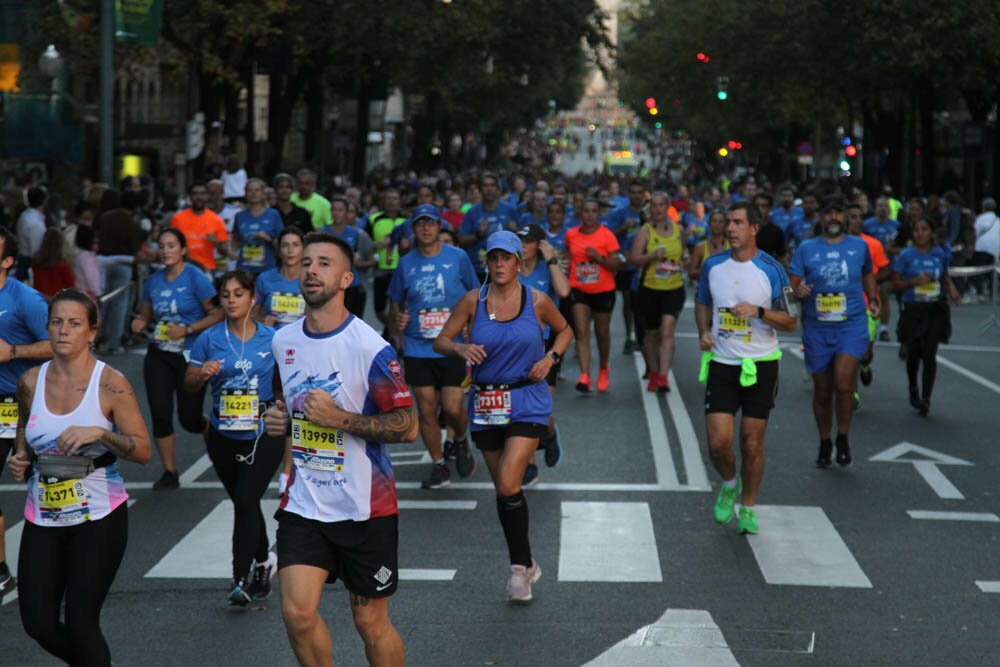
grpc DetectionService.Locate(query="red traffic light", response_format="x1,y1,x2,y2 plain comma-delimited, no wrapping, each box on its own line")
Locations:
735,142,743,150
727,140,737,150
845,145,857,157
696,52,710,63
645,97,657,108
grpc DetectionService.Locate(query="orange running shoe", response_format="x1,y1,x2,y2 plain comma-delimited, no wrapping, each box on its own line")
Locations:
575,373,592,393
597,366,610,392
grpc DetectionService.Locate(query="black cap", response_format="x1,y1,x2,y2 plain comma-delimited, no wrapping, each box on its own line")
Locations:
821,197,847,213
517,224,546,242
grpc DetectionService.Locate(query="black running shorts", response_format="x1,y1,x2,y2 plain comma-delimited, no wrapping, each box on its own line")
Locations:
403,356,467,388
276,511,399,598
570,288,616,314
704,359,779,420
636,286,685,329
472,422,549,451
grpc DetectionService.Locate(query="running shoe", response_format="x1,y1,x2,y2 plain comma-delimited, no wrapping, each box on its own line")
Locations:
816,439,833,468
713,480,741,524
454,438,476,478
522,462,539,487
646,372,661,392
737,506,759,535
657,374,670,395
919,399,930,417
421,462,451,489
506,559,542,605
878,330,890,342
228,579,251,606
249,552,278,601
859,364,872,386
0,572,16,599
443,440,457,461
835,435,852,467
575,373,592,393
909,386,921,410
542,426,562,468
153,469,179,491
597,367,610,392
852,392,861,412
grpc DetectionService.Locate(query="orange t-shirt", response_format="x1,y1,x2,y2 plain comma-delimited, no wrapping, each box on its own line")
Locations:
860,233,889,276
566,225,621,293
170,209,229,270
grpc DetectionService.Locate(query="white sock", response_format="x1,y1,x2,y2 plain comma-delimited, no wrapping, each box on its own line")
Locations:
722,477,738,489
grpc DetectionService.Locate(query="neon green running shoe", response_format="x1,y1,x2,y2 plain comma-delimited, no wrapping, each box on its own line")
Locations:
713,480,741,524
737,506,759,534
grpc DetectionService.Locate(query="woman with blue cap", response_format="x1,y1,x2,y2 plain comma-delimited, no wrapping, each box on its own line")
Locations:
433,230,572,604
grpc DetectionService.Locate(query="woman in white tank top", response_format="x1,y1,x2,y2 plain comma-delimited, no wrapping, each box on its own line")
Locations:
7,289,151,667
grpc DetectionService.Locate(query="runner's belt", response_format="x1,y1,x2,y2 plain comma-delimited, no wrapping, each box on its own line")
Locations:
471,379,537,392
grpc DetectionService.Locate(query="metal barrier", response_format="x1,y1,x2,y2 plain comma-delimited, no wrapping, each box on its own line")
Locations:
98,281,134,305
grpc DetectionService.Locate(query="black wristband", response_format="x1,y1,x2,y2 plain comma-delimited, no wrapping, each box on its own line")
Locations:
547,257,559,266
547,350,561,363
757,306,765,319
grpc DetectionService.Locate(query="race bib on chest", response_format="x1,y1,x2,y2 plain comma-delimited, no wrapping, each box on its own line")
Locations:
0,395,17,439
38,478,90,524
271,293,305,323
717,307,752,343
242,244,265,266
816,293,847,322
418,307,450,339
473,387,512,426
291,410,346,472
915,281,940,300
655,259,680,279
219,389,259,431
154,321,184,353
577,261,600,284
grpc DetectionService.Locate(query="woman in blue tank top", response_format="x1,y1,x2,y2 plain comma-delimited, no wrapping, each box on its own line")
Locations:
434,231,572,605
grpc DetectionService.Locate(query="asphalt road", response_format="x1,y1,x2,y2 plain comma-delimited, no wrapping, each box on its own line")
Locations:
1,290,998,666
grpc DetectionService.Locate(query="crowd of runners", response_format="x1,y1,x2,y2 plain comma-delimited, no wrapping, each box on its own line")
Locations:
0,165,996,665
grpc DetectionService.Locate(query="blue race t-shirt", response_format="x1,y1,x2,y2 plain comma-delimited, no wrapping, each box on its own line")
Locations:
894,246,949,303
789,236,872,326
604,205,643,235
0,278,49,395
235,208,284,273
323,225,362,288
770,206,804,233
545,227,568,253
862,217,900,252
784,217,815,255
189,321,276,439
142,264,217,352
519,211,547,229
460,202,519,273
256,268,304,328
386,244,479,358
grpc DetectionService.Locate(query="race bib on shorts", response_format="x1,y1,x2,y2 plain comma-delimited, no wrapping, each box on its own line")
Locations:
0,394,17,439
291,410,346,472
576,262,600,284
816,293,847,322
242,245,265,266
154,321,184,353
473,387,512,426
418,307,450,339
915,281,940,301
717,307,752,343
219,389,259,431
271,292,305,324
38,478,90,524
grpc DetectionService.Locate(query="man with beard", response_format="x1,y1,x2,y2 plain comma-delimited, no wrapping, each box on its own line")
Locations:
265,232,418,667
789,198,879,470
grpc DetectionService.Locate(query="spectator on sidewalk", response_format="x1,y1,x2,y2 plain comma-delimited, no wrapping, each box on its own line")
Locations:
73,224,103,301
96,189,148,353
31,228,75,298
16,187,47,282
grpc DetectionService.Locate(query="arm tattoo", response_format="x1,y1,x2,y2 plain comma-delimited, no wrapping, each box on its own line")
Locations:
351,594,370,607
14,375,31,456
100,382,134,397
339,406,417,444
98,430,138,458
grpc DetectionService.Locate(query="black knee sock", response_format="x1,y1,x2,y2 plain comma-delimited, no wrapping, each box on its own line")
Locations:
496,491,532,567
0,560,9,577
906,344,921,389
922,345,938,400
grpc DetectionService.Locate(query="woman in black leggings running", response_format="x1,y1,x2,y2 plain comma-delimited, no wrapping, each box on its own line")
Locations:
131,228,222,489
8,289,151,666
184,270,284,605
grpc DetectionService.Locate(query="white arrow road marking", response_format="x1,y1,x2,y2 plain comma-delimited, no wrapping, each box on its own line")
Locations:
583,608,741,666
870,442,972,500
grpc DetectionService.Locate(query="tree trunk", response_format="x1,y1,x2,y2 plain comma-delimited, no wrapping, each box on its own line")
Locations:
352,69,372,183
918,79,936,195
304,74,324,166
266,71,306,176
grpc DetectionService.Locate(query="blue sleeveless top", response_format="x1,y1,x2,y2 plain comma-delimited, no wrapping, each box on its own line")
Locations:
468,285,552,430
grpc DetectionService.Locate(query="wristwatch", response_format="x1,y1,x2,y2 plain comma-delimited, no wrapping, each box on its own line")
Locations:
547,350,562,362
757,306,765,319
547,257,559,266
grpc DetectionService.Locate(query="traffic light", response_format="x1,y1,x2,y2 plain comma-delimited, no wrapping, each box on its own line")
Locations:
718,147,729,157
645,97,657,109
839,160,851,172
696,52,710,63
716,76,729,101
654,122,662,129
649,107,658,116
845,145,857,157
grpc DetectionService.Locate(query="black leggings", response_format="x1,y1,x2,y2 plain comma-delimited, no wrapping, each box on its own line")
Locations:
205,428,284,581
19,503,128,667
0,436,11,518
143,345,207,438
906,337,938,400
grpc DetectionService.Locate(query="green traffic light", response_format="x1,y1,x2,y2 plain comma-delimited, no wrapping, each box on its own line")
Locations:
717,91,728,101
654,122,662,129
839,160,851,171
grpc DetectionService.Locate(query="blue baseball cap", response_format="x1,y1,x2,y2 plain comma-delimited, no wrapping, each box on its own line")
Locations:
485,230,523,257
411,204,441,224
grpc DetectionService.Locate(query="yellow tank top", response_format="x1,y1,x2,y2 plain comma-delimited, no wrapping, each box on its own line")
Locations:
700,238,730,267
642,222,684,290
